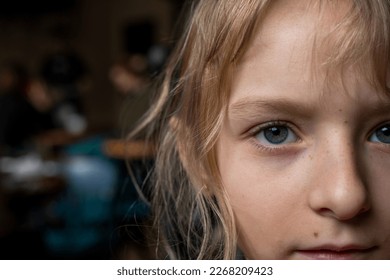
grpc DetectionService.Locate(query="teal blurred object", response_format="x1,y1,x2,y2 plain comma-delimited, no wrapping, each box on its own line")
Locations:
64,134,106,157
44,136,119,256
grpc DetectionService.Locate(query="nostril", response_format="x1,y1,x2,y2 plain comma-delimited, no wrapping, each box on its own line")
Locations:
358,204,371,215
318,208,334,217
317,205,369,221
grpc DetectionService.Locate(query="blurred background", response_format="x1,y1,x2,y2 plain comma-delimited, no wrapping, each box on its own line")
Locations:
0,0,182,259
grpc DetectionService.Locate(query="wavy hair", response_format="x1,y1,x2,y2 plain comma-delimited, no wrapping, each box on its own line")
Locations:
129,0,390,259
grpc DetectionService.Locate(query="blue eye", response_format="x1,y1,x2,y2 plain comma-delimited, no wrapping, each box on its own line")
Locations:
369,125,390,144
255,124,298,145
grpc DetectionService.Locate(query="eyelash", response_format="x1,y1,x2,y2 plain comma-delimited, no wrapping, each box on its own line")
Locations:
247,120,301,153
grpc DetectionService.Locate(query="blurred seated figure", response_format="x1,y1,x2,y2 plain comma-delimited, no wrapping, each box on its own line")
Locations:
28,79,85,148
0,62,53,155
0,54,88,155
110,45,168,96
40,51,88,137
109,46,169,137
0,58,95,259
109,55,149,97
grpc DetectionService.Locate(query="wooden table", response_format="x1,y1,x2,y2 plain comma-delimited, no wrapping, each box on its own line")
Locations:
102,139,154,159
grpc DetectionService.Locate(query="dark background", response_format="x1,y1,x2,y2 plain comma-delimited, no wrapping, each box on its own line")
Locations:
0,0,182,129
0,0,184,260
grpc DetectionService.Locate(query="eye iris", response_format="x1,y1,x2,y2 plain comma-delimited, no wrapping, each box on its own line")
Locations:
376,126,390,143
264,126,288,144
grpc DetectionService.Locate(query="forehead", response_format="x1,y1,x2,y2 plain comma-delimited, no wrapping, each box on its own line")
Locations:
230,0,389,107
239,0,349,77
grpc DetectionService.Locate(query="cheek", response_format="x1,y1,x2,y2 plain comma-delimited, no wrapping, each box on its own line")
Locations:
362,151,390,256
217,140,310,211
367,152,390,221
221,154,300,211
217,141,312,258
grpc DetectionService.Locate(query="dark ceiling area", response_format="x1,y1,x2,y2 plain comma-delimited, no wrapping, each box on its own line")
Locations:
0,0,77,17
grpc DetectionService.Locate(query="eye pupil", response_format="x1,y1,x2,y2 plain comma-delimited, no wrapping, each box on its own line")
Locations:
264,126,288,144
382,127,390,136
376,126,390,143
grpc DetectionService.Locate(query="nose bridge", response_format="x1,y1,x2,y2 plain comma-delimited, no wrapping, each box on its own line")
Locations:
309,126,370,220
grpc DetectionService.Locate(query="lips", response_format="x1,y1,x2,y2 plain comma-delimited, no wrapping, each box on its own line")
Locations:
296,245,377,260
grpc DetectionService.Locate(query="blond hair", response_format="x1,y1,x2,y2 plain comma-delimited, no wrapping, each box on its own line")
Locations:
129,0,390,259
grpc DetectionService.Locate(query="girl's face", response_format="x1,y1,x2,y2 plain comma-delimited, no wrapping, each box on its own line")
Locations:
217,1,390,259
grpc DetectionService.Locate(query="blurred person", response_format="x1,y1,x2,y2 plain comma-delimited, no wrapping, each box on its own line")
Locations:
40,51,88,136
0,62,53,154
109,55,149,97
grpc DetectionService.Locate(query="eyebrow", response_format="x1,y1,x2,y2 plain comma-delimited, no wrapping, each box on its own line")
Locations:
229,96,390,121
229,98,315,120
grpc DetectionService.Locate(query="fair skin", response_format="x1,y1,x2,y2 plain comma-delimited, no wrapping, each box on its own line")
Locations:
217,1,390,259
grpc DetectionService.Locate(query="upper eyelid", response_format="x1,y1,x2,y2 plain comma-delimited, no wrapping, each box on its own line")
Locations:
247,120,298,137
367,122,390,137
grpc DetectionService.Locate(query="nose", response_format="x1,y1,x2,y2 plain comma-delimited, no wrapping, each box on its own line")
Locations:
308,136,371,221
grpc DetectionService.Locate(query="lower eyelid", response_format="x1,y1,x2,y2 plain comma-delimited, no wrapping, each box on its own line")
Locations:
367,141,390,154
248,137,303,156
